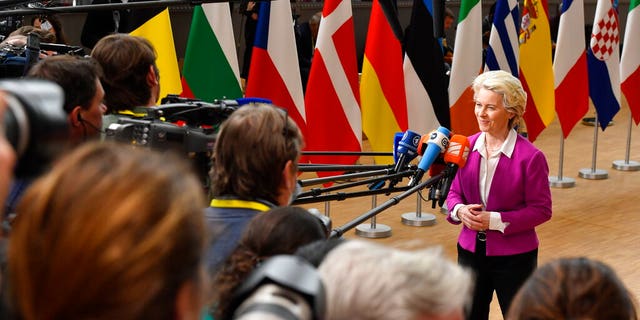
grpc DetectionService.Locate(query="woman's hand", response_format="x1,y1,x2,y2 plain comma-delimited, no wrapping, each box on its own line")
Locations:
460,204,490,231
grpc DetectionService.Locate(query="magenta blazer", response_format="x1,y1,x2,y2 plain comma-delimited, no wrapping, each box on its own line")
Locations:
446,132,552,256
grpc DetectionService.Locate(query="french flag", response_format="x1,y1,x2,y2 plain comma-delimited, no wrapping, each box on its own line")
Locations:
554,0,589,138
245,0,307,138
587,0,621,131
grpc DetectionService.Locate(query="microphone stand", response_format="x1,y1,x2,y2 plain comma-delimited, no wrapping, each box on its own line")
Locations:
329,171,446,238
298,164,393,172
292,185,412,205
298,168,405,187
297,170,414,198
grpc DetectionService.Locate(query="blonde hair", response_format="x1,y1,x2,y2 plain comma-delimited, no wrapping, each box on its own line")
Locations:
319,240,472,320
472,70,527,129
9,142,207,320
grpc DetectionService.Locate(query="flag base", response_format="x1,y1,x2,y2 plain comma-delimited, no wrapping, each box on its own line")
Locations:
578,168,608,180
355,223,392,238
612,160,640,171
401,212,437,227
549,176,576,188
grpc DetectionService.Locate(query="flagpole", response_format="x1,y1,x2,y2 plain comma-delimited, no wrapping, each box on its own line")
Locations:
612,115,640,171
578,113,608,179
549,132,575,188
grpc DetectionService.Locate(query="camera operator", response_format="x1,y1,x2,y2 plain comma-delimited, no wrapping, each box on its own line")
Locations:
4,55,106,216
90,33,160,129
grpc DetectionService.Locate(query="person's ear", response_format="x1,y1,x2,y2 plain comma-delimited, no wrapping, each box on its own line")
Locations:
174,281,201,320
282,160,296,191
147,65,159,87
69,106,83,127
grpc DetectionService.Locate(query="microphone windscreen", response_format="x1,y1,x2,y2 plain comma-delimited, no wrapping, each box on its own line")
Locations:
416,126,451,172
397,130,421,160
444,134,470,168
392,132,403,163
417,133,431,156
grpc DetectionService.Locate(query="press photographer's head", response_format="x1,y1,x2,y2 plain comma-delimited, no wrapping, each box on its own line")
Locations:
91,34,160,113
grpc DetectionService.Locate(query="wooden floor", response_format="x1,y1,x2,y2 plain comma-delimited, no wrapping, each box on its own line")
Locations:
299,105,640,319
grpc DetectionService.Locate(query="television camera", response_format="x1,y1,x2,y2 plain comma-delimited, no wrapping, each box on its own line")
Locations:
104,97,241,189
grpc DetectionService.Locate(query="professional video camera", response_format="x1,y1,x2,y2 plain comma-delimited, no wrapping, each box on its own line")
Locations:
227,255,325,320
104,98,240,153
104,98,241,189
1,79,68,178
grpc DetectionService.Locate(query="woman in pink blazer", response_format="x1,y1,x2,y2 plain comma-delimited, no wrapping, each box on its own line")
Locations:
446,70,552,320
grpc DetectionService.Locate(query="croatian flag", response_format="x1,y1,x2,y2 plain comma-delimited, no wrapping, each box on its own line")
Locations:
554,0,589,138
245,0,307,137
587,0,621,131
485,0,520,76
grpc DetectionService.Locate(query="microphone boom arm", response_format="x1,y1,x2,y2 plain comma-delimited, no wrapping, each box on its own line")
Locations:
329,171,446,238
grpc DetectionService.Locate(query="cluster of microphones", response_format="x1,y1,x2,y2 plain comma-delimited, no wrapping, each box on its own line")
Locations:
391,126,471,208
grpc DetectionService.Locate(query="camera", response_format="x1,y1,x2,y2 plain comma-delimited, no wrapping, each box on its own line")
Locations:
1,79,68,178
228,255,325,320
104,99,241,190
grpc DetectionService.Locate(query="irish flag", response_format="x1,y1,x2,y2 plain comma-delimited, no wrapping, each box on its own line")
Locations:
449,0,483,136
621,0,640,125
181,3,243,102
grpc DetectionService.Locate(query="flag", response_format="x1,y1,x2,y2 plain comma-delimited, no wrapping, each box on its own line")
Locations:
621,0,640,125
361,0,406,164
304,0,362,168
449,0,483,136
485,0,520,76
180,3,243,102
245,0,307,137
403,0,450,134
519,0,555,141
587,0,621,131
127,8,183,103
554,0,589,138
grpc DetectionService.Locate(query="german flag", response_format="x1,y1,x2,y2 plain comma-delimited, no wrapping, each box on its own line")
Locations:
360,0,406,164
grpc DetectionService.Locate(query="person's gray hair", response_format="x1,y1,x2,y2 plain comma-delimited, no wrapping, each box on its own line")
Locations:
472,70,527,129
318,240,472,320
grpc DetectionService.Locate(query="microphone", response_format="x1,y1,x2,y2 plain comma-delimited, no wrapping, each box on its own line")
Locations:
392,132,403,164
392,130,421,173
408,126,451,187
437,134,470,207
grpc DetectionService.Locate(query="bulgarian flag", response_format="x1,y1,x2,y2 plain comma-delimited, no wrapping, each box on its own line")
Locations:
181,3,243,101
449,0,483,136
621,0,640,125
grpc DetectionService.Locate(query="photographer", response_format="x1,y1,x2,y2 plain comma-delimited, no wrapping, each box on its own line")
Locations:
4,55,106,216
206,104,304,272
90,33,160,129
